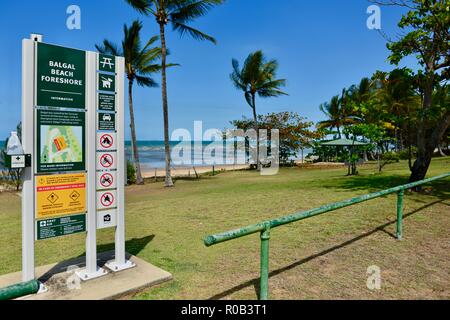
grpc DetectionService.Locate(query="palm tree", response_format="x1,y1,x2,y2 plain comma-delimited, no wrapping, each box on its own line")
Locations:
372,69,419,152
125,0,225,187
318,95,343,139
348,78,373,109
317,89,358,139
230,50,287,170
96,20,162,185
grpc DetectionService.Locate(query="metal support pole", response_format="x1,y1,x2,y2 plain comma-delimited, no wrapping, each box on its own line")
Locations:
105,56,135,272
21,36,37,282
259,223,270,300
76,52,106,281
396,190,404,240
115,56,126,266
86,51,98,275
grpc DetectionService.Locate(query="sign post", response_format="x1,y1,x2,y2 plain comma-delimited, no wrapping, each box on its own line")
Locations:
111,54,135,271
97,54,135,271
75,51,107,280
21,35,38,283
21,34,133,286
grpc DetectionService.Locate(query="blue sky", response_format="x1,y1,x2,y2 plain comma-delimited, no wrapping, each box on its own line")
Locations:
0,0,414,140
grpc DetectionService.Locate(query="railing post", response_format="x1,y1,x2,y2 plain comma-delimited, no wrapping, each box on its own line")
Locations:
259,223,270,300
397,190,404,240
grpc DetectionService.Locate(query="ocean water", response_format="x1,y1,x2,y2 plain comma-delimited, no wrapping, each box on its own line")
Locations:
126,141,311,169
0,140,310,170
126,140,245,169
126,141,178,169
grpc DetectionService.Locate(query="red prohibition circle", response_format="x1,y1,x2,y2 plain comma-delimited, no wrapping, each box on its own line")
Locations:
100,173,114,188
100,134,114,149
100,192,115,207
100,154,114,168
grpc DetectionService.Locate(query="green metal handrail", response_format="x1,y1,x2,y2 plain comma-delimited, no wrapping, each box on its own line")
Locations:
0,280,40,300
204,172,450,300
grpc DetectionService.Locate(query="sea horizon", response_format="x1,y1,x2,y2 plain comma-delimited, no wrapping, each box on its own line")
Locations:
1,140,310,169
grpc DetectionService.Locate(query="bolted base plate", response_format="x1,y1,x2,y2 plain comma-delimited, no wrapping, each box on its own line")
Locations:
75,267,108,282
104,260,136,273
37,282,48,294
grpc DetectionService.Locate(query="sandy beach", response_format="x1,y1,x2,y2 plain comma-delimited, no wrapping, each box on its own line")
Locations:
141,162,349,179
142,164,250,178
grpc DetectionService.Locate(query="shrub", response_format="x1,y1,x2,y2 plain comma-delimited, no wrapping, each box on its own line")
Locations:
127,160,136,185
381,151,400,162
397,147,417,160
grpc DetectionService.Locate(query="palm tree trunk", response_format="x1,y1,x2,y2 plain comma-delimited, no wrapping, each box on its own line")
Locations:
409,77,434,184
378,145,382,172
394,127,399,152
337,125,342,139
399,130,404,151
251,94,260,171
159,22,174,187
407,120,413,171
128,79,144,185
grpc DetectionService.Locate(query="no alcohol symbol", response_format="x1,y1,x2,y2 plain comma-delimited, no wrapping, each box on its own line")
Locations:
100,192,115,207
100,154,114,168
100,134,114,149
100,173,114,188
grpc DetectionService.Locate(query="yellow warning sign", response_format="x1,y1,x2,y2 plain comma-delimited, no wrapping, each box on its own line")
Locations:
36,173,86,219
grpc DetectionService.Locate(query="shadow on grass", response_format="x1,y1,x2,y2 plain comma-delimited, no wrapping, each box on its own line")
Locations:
322,174,450,200
38,235,154,282
96,234,155,257
207,200,448,300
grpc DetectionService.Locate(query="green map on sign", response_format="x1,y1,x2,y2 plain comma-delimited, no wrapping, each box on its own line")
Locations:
40,126,83,164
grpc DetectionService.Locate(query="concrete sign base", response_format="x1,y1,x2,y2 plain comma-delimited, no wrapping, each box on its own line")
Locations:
0,251,172,300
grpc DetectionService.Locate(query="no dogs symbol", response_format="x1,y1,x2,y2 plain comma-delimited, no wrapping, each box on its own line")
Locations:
100,192,115,207
100,173,114,188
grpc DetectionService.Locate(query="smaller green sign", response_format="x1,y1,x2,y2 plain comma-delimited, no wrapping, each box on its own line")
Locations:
98,93,115,112
99,54,116,73
37,214,86,240
4,155,31,169
98,74,115,92
98,112,116,131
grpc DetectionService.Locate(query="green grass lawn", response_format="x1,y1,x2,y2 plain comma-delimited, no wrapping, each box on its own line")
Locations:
0,158,449,299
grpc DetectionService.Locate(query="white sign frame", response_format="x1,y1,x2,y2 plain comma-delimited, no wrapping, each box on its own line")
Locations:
21,35,132,283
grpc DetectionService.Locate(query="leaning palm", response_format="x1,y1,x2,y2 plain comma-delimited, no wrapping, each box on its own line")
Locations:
230,50,287,170
125,0,225,187
318,89,358,139
96,20,162,185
